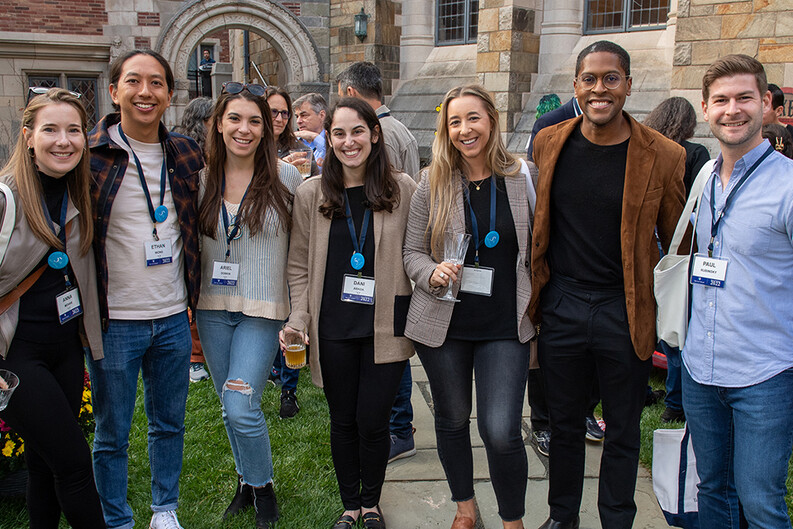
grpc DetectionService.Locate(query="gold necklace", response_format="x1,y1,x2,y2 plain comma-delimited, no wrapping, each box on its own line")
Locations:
469,175,490,191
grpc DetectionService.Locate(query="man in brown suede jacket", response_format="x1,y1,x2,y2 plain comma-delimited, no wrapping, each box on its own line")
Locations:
529,41,686,529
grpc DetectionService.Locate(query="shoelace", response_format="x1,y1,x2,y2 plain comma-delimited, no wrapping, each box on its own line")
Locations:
154,511,181,529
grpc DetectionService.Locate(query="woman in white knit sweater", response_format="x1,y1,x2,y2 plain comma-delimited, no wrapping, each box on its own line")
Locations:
195,84,302,528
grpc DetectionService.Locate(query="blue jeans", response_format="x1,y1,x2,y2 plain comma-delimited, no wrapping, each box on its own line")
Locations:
389,363,414,438
196,310,280,486
87,311,191,529
415,338,529,522
661,341,683,411
682,365,793,529
271,350,299,392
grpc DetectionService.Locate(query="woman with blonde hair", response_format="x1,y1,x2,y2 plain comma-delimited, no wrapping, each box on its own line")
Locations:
0,88,105,527
403,84,536,529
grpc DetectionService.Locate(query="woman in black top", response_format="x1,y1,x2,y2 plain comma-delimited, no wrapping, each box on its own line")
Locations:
283,98,417,529
0,88,105,528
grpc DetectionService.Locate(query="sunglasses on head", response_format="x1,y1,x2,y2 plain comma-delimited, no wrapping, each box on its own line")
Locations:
222,82,266,97
27,86,82,100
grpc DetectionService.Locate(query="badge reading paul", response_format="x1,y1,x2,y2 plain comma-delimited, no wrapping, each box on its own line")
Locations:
690,253,728,288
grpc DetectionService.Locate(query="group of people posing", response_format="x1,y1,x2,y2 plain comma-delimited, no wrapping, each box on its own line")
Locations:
0,37,791,529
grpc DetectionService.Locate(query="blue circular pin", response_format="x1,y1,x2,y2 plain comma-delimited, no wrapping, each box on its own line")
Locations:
48,251,69,270
350,252,365,270
154,205,169,223
484,230,500,248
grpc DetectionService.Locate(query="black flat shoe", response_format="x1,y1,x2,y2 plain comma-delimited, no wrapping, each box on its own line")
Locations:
332,514,358,529
537,515,579,529
361,507,385,529
223,476,253,519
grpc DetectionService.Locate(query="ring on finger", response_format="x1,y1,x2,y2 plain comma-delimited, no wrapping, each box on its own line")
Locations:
439,272,445,279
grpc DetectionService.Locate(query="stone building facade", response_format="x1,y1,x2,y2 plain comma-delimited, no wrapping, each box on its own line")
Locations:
0,0,791,163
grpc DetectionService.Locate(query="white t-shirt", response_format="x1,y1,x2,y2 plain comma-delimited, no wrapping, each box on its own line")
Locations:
106,124,187,319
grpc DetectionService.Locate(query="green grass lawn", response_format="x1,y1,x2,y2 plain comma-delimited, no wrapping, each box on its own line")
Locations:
1,366,791,527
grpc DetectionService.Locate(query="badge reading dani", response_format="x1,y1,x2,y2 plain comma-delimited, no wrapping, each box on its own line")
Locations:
690,253,728,288
144,239,173,267
56,288,83,324
341,274,375,305
211,261,240,286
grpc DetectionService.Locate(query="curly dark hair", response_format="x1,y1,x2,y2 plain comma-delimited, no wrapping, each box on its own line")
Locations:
643,97,697,144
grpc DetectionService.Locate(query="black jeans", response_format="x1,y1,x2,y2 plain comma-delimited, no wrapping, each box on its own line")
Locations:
0,335,105,529
415,338,529,522
538,277,650,529
319,337,406,511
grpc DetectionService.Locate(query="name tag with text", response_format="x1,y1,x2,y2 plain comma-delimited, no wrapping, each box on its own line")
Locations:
341,274,375,305
691,253,728,288
211,261,240,286
144,239,173,267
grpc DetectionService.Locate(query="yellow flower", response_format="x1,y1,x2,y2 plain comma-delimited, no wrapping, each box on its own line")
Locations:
15,440,23,456
85,404,93,414
435,105,442,113
2,440,14,457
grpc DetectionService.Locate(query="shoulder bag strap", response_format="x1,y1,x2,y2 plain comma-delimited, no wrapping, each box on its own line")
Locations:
668,160,715,256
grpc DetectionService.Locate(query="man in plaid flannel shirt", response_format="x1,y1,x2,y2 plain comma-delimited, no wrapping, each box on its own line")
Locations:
86,49,203,529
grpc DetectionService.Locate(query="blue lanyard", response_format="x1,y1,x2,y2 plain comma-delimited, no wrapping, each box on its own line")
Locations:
40,190,72,288
708,145,774,257
463,176,498,266
117,125,168,240
376,111,391,119
343,190,371,271
220,174,253,259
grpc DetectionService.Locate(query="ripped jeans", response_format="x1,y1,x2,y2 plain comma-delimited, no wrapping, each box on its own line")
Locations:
196,310,282,487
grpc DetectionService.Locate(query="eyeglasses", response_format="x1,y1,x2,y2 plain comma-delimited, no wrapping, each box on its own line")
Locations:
271,109,290,120
27,87,82,100
222,82,266,97
576,73,628,91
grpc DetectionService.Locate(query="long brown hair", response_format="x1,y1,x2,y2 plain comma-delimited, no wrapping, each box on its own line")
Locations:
0,88,93,255
318,97,399,219
643,97,697,144
199,90,293,237
427,85,518,258
264,86,297,152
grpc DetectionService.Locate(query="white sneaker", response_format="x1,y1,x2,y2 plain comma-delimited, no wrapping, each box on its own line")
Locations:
189,362,210,383
150,510,184,529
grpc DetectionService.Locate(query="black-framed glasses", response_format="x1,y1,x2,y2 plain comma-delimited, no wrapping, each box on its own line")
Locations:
222,82,266,97
271,109,290,120
576,73,629,91
27,86,82,101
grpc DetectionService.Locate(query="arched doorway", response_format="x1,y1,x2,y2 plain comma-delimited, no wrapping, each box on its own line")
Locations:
155,0,325,123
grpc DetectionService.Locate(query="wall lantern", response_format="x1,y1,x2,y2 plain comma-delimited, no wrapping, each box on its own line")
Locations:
354,7,369,41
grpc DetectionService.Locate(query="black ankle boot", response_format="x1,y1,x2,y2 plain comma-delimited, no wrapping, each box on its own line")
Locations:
223,476,254,519
254,482,279,528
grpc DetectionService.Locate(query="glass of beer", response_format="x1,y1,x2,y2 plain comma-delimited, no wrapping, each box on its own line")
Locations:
282,323,307,369
0,369,19,411
289,146,313,179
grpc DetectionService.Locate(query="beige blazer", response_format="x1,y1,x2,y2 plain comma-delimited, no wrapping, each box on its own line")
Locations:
403,168,536,348
286,172,418,387
0,175,103,360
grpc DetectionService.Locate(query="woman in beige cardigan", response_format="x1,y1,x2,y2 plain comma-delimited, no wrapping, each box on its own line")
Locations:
403,85,536,529
284,98,416,529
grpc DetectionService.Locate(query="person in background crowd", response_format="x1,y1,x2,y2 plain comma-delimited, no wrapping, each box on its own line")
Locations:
763,123,793,159
336,60,421,464
87,49,204,529
403,84,536,529
264,85,318,419
172,95,214,384
526,96,581,162
530,41,686,529
293,93,329,169
0,88,106,529
683,54,793,529
196,82,301,528
643,95,712,425
283,97,417,529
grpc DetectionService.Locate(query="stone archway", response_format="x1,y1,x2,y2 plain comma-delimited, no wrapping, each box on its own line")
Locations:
155,0,324,123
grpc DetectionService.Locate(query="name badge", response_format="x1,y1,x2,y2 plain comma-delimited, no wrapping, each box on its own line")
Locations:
144,239,173,267
690,253,729,288
341,274,375,305
211,261,240,286
460,265,494,296
56,287,83,324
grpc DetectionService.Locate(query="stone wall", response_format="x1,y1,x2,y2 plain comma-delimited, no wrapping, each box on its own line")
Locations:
0,0,107,35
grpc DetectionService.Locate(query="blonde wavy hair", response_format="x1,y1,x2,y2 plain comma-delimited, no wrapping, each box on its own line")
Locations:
0,88,93,255
427,84,519,258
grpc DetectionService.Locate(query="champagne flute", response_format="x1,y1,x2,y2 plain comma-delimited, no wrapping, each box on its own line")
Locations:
436,233,472,302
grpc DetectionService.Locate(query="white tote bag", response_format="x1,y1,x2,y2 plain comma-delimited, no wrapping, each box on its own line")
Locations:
653,161,714,349
653,427,700,528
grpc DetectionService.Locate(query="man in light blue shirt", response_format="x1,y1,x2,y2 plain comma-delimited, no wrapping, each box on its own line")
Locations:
682,54,793,529
293,92,328,169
